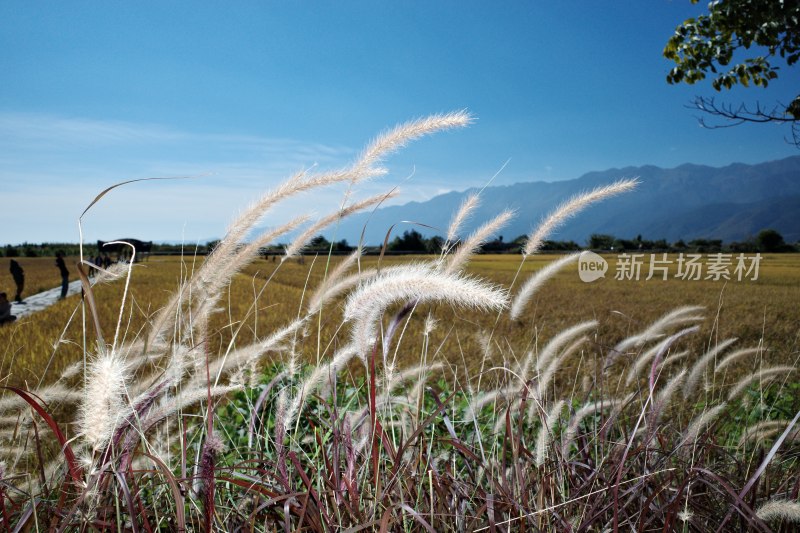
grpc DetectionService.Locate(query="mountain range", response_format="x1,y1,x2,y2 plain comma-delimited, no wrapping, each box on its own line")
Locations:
330,155,800,246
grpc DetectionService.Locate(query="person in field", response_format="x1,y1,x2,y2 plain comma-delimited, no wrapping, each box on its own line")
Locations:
9,259,24,303
55,251,69,300
0,292,15,325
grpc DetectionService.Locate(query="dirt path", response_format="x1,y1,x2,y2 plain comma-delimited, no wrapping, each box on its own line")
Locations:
9,280,84,319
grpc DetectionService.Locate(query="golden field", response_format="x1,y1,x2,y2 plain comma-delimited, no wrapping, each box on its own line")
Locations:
1,252,797,389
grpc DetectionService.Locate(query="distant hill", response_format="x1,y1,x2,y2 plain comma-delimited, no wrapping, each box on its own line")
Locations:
330,155,800,245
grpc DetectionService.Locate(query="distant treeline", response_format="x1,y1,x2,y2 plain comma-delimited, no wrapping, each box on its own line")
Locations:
585,228,797,253
2,228,796,258
0,242,217,258
261,228,798,255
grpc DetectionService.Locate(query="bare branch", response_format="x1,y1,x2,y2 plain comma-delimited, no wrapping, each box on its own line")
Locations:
689,96,800,148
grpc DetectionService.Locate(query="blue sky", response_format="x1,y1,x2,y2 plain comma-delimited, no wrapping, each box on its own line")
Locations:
1,1,797,244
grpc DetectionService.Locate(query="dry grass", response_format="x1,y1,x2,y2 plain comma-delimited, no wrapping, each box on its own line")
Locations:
1,253,798,388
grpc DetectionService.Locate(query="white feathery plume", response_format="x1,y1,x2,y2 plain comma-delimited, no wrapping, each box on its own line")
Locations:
535,335,589,400
79,353,130,451
162,344,192,389
714,347,764,373
534,320,597,374
229,214,311,268
255,111,455,227
283,345,359,431
0,384,82,415
188,216,312,337
654,369,687,410
446,193,480,244
327,247,363,281
345,110,473,183
612,305,705,355
727,366,796,401
683,403,727,444
205,318,307,386
662,349,691,368
645,369,688,443
89,261,132,285
756,499,800,523
180,189,308,324
59,360,84,381
523,178,638,256
561,398,623,456
444,209,515,274
423,315,438,336
387,362,444,394
0,415,30,427
283,191,398,259
141,385,242,434
468,387,514,414
625,338,671,386
739,420,791,446
148,111,471,346
344,263,508,355
509,253,580,320
300,111,472,193
535,399,565,467
625,327,697,386
207,170,308,273
127,344,205,399
682,338,739,396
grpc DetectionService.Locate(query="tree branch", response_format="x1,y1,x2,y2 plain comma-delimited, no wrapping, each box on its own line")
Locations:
689,96,800,147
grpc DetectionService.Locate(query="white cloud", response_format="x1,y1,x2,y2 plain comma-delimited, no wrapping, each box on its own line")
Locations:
0,113,487,244
0,112,354,190
0,112,351,155
0,113,365,242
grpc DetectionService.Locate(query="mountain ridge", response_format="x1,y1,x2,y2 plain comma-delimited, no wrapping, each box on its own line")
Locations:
291,155,800,245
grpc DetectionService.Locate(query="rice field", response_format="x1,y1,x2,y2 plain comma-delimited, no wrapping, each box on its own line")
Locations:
2,252,797,388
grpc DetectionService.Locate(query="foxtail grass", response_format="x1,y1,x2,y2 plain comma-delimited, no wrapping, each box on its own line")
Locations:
1,113,796,531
